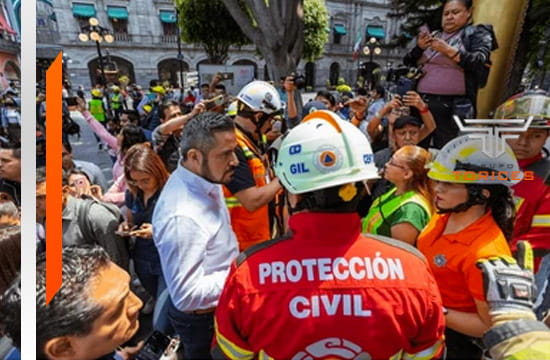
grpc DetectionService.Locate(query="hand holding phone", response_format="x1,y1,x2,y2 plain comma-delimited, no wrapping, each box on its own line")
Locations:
135,331,179,360
204,95,225,110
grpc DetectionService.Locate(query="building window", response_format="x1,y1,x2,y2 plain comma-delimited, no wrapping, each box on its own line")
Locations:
162,22,177,36
333,24,346,45
111,19,128,34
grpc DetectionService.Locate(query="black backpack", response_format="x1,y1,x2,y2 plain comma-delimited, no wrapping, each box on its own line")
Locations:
62,113,80,136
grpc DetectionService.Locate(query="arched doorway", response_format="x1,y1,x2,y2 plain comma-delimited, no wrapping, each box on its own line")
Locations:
158,58,189,87
88,55,135,86
305,62,315,89
232,59,257,79
329,62,340,86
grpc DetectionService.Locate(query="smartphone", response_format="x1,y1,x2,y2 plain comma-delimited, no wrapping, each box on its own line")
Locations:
219,72,234,81
135,331,173,360
419,24,430,35
205,94,225,110
115,225,137,237
66,96,78,106
395,78,415,97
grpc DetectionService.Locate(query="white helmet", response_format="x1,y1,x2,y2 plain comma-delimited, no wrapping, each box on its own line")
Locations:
428,134,522,186
236,80,282,115
275,110,379,194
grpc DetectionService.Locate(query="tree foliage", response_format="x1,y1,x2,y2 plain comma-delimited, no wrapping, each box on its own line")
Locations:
387,0,549,95
176,0,250,64
303,0,329,62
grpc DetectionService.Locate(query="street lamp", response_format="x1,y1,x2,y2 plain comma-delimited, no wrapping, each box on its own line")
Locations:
176,10,185,102
78,17,114,112
363,37,382,89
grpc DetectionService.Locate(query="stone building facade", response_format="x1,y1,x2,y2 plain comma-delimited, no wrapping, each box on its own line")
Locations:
0,0,19,91
47,0,408,92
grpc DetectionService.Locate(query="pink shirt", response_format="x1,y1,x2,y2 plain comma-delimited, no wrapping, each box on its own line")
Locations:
417,31,466,96
82,111,127,206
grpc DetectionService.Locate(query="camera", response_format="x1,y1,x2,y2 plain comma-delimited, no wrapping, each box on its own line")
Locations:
218,72,234,81
290,73,306,90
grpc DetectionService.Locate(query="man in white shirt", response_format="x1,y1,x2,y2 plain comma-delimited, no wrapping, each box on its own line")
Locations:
153,111,239,359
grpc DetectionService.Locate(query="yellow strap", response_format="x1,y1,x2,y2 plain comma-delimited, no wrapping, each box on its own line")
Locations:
225,196,241,208
402,338,444,360
514,196,525,212
214,320,254,360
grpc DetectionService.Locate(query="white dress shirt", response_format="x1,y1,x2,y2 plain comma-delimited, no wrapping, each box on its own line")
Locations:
153,163,238,312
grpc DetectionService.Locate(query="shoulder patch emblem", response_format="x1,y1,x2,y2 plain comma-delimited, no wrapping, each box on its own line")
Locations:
434,254,447,267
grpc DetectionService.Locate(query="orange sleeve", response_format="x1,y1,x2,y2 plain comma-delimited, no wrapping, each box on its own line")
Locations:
212,263,255,359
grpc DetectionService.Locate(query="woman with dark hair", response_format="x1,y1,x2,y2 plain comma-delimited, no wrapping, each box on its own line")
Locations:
119,143,169,328
404,0,497,148
315,90,337,111
417,135,517,359
0,226,20,294
363,145,433,245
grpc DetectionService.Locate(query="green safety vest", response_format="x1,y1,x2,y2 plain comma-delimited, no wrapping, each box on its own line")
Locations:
89,98,106,122
362,187,432,234
111,93,122,110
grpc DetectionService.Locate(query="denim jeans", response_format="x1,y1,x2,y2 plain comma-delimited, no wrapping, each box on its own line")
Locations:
167,299,214,359
133,257,163,300
535,253,550,320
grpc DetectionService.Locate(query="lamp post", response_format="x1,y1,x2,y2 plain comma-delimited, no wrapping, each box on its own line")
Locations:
78,17,114,113
363,37,382,89
176,9,185,103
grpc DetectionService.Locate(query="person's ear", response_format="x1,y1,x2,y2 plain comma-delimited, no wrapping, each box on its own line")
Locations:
481,188,490,199
403,168,414,182
187,148,203,164
43,337,77,360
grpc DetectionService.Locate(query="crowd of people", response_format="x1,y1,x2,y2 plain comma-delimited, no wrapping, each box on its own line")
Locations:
0,80,21,360
0,0,549,359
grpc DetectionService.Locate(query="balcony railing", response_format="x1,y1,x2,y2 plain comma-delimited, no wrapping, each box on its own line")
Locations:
161,34,178,43
114,33,132,42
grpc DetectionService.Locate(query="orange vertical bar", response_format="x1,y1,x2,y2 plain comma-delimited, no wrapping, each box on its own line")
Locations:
45,52,63,304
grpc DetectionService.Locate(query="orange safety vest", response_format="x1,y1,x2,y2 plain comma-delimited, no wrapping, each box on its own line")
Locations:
223,128,271,251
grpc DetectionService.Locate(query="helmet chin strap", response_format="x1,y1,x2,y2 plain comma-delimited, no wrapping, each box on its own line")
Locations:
436,185,489,214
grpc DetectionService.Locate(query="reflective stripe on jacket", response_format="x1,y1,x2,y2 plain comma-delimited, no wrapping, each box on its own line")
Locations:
362,187,432,234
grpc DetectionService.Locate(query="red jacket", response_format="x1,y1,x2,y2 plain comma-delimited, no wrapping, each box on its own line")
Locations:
213,212,445,360
512,153,550,268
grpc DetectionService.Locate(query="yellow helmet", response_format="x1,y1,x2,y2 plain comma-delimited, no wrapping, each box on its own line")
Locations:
151,85,166,96
143,104,153,113
111,85,120,92
91,89,102,98
427,134,522,186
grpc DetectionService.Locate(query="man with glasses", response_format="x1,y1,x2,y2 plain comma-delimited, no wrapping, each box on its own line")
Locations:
223,81,284,251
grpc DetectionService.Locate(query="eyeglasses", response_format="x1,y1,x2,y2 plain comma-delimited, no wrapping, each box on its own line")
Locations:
128,177,152,186
387,158,407,170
